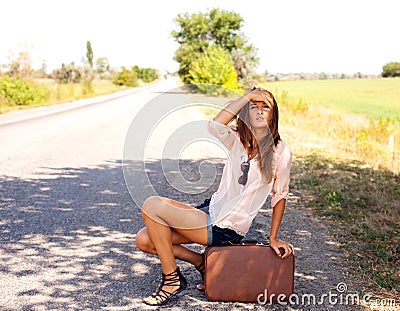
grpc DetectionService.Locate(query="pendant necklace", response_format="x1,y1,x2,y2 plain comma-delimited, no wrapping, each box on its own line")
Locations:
247,146,258,161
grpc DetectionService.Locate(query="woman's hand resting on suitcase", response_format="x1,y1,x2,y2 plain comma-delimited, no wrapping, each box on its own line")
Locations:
270,238,294,259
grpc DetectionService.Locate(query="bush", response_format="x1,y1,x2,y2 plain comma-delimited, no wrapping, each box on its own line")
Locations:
52,63,82,84
382,62,400,77
112,67,139,87
132,66,159,83
142,68,159,82
0,76,49,106
189,45,239,95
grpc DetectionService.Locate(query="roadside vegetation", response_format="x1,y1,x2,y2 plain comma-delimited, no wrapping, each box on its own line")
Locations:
0,41,159,114
171,8,258,94
0,77,125,114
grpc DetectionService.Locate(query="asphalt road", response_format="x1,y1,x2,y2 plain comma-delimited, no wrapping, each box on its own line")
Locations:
0,78,364,310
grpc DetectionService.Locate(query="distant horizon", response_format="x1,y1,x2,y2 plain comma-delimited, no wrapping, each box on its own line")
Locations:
1,58,387,77
0,50,389,77
1,0,399,76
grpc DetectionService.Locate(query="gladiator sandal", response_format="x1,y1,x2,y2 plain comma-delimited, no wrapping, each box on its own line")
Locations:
143,267,187,306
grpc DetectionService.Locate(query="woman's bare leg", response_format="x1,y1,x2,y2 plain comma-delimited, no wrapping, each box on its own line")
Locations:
141,196,208,272
136,227,203,268
140,196,208,303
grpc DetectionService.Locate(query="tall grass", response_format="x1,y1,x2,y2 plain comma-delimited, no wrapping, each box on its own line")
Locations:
0,79,128,114
36,79,126,105
290,153,399,292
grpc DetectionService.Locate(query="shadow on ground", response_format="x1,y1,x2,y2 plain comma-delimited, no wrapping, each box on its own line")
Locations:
0,159,363,310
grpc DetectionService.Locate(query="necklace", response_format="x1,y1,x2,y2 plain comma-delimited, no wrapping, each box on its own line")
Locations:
247,147,258,161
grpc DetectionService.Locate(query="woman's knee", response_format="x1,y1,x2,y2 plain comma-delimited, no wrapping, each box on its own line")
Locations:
135,228,155,253
141,196,163,216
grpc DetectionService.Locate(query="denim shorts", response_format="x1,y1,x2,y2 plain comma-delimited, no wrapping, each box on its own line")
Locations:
195,198,244,246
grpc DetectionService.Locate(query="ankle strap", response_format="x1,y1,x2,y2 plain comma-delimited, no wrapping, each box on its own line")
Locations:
161,267,182,287
162,267,180,277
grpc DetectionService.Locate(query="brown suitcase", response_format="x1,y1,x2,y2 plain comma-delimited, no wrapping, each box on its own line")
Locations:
204,242,295,303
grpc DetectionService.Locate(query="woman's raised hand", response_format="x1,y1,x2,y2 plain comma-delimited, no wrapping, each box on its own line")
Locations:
244,88,271,104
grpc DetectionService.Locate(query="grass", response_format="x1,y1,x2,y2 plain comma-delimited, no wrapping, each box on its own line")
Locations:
261,78,400,120
275,86,400,174
290,153,399,292
0,79,131,114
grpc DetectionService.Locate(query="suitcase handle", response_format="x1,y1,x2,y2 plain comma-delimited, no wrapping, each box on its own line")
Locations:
240,239,270,246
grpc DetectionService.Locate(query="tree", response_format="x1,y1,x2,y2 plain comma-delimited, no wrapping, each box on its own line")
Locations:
189,45,238,95
95,57,109,74
86,41,94,69
171,8,258,85
112,67,138,87
52,62,82,84
382,62,400,77
8,51,32,79
232,47,259,88
132,66,159,82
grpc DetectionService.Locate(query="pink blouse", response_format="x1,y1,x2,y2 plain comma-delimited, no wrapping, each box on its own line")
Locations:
207,120,292,236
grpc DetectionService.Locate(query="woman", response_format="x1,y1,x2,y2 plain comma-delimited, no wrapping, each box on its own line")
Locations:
136,87,294,306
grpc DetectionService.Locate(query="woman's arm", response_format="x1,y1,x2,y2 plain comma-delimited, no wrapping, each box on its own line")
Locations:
213,89,270,125
213,95,249,125
269,198,294,259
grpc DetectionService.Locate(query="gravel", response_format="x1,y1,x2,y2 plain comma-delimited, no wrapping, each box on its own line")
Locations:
0,79,366,310
1,158,364,310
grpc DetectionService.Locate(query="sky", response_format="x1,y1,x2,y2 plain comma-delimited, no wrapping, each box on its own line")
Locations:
1,0,399,75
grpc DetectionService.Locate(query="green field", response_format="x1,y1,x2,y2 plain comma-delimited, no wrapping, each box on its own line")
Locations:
261,78,400,120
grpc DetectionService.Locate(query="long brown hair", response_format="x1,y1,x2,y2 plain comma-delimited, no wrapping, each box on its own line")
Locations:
236,88,280,184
